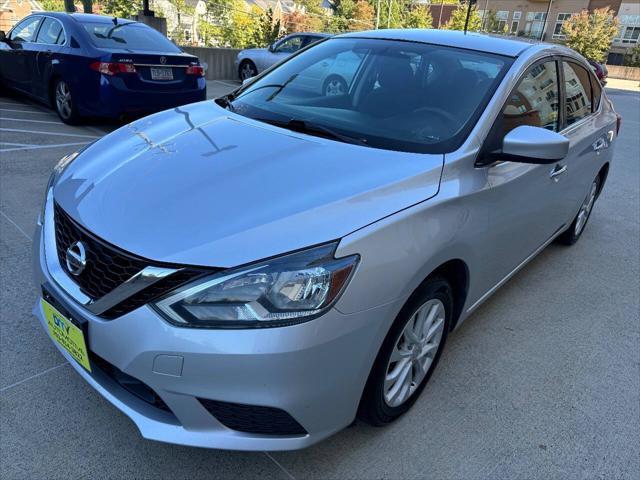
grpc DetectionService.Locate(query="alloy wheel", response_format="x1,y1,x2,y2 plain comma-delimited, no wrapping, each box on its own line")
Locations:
55,81,72,120
324,79,345,96
574,180,598,236
384,298,446,408
240,63,256,80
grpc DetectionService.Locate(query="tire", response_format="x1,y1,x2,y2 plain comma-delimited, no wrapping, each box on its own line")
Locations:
53,79,80,125
239,60,257,81
358,276,452,426
556,174,601,246
322,75,348,96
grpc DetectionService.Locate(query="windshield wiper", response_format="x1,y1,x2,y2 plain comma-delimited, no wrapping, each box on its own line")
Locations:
256,118,369,147
215,95,236,112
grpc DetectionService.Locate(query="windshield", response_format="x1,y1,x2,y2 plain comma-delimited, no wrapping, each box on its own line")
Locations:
81,22,181,53
228,38,512,154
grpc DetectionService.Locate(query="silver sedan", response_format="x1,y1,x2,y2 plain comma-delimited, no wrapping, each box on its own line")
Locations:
34,29,618,451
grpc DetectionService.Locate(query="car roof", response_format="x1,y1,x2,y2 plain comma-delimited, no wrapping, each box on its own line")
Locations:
41,12,136,25
336,29,535,57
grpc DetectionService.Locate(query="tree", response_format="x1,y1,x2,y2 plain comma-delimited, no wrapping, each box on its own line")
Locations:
41,0,65,11
221,0,260,48
443,1,481,31
254,7,282,46
405,5,433,29
102,0,141,18
623,44,640,67
351,0,374,30
562,8,620,62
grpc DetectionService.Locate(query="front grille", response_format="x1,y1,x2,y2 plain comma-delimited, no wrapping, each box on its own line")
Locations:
54,203,148,299
198,398,308,436
53,203,211,319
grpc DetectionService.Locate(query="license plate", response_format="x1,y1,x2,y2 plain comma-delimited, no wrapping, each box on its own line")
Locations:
150,67,173,81
42,298,91,372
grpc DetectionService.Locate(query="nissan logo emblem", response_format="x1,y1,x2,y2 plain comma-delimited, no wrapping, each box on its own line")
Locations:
160,56,167,65
65,241,87,276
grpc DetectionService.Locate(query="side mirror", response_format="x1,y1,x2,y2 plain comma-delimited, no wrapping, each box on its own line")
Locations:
502,125,569,164
0,31,6,42
267,43,275,53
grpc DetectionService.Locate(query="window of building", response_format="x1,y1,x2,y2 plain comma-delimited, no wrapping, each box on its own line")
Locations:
563,62,593,126
553,13,572,39
615,14,640,44
501,60,559,136
184,29,191,41
496,11,509,32
524,12,546,39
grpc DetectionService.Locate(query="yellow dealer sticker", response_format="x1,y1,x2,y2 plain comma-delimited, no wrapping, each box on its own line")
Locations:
42,298,91,372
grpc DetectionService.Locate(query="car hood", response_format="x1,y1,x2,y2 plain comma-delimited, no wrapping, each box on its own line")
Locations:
54,102,443,268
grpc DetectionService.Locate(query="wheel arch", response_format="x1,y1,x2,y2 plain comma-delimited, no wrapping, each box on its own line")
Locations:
596,162,609,199
423,259,470,331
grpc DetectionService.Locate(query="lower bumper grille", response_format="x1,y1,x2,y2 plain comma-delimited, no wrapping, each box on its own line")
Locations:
90,352,174,415
198,398,307,436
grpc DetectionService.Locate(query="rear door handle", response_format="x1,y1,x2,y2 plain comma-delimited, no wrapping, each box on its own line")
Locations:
550,164,567,181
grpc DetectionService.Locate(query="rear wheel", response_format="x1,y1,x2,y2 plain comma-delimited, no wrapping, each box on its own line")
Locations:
358,277,452,426
323,75,348,96
53,79,80,125
239,60,257,81
557,175,601,245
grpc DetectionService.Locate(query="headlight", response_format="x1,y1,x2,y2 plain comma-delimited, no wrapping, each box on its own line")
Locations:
152,243,359,328
39,151,81,223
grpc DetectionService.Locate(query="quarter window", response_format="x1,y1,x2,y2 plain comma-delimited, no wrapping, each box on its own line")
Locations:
502,60,559,135
275,36,303,54
36,18,64,45
563,62,592,126
9,16,41,42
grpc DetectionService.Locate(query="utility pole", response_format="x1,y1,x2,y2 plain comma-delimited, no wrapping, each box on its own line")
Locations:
376,0,381,29
481,0,490,32
540,0,554,41
464,0,477,34
387,0,393,29
438,0,444,29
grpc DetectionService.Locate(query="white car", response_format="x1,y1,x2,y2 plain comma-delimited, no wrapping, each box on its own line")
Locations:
235,32,329,79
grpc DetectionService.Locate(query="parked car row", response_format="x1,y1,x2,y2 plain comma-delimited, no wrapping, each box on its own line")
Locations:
0,12,206,124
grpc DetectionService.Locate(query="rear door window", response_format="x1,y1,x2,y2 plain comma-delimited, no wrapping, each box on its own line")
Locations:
501,60,560,135
563,61,593,126
36,17,64,45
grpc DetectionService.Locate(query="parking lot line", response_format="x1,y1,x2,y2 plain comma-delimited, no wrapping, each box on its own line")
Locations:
0,117,65,124
0,141,90,153
0,209,31,241
0,363,68,394
0,128,99,139
0,108,56,115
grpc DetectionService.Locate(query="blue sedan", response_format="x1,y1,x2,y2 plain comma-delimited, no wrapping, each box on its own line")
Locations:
0,12,206,124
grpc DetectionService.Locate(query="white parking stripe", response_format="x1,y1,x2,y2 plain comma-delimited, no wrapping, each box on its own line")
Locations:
0,141,90,153
0,108,55,115
0,142,39,147
0,117,62,124
0,128,99,139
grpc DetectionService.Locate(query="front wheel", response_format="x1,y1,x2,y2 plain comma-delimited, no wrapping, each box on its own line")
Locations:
358,277,452,426
239,60,257,81
53,79,80,125
557,175,601,245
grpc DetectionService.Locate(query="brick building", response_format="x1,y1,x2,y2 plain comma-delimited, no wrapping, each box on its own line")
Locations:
475,0,639,64
0,0,43,32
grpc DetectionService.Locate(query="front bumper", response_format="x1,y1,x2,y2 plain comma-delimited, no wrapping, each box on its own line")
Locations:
32,196,400,450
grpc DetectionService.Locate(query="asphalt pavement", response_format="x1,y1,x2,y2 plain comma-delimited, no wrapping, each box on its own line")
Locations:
0,82,638,480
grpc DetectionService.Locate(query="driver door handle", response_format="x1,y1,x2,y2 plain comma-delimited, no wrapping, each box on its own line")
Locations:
550,164,567,181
